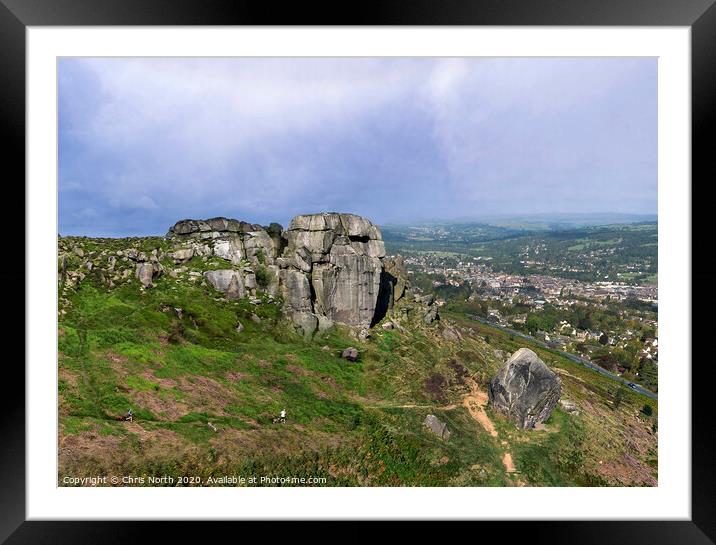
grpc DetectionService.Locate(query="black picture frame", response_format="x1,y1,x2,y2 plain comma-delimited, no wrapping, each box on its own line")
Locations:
2,0,713,542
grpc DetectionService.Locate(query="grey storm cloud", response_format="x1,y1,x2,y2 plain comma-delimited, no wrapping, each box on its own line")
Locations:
59,57,656,237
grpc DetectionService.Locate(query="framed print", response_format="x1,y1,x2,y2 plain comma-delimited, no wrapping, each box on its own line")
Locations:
3,0,715,542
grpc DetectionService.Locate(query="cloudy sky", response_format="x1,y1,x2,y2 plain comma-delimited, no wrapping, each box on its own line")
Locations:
59,57,657,237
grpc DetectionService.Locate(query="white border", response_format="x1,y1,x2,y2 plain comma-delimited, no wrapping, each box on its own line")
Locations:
27,27,690,520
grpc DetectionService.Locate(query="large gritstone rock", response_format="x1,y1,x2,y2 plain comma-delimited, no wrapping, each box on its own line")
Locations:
278,213,386,333
488,348,562,429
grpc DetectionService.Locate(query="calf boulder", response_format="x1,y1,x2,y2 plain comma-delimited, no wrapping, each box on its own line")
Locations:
488,348,561,429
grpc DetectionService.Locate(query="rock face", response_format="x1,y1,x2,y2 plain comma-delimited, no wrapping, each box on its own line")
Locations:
424,414,451,439
167,217,280,268
166,213,428,337
488,348,562,429
278,213,387,335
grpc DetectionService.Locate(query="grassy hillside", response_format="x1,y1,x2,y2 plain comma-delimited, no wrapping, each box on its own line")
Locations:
58,236,657,487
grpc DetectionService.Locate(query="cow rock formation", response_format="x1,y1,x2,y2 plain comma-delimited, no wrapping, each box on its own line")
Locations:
277,213,386,335
167,213,430,337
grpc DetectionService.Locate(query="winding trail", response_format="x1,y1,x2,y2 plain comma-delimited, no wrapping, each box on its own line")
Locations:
462,378,518,476
363,378,520,479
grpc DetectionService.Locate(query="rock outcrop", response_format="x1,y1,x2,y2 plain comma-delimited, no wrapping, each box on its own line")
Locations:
488,348,562,429
167,217,281,298
168,217,280,268
111,213,434,337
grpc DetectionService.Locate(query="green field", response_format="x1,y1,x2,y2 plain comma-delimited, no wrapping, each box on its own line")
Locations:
384,222,657,284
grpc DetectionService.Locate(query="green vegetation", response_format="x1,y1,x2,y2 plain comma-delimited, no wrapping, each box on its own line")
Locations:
384,222,657,285
58,235,658,487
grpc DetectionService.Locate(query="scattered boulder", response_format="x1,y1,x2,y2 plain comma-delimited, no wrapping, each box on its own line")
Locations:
243,273,257,291
341,347,359,362
423,304,440,324
135,262,162,288
235,321,244,333
559,399,579,414
171,248,194,264
292,312,318,339
414,293,434,306
488,348,562,429
226,274,243,300
250,313,261,324
381,321,394,330
424,414,451,439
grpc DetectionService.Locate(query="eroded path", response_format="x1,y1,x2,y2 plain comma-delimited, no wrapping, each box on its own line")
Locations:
462,379,498,438
463,378,519,479
360,379,520,481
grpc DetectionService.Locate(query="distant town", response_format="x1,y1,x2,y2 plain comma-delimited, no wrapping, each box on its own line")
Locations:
385,221,658,393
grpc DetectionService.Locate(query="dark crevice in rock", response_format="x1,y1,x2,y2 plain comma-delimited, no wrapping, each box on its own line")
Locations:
372,269,395,327
348,235,370,243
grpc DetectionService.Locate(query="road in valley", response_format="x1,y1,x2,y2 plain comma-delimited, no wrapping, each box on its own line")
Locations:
466,315,658,401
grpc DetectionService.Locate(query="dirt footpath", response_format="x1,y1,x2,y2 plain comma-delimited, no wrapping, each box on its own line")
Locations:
463,378,519,478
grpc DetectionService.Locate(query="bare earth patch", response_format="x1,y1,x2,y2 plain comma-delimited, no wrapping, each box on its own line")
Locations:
129,389,188,420
461,378,520,477
177,375,237,415
502,452,516,472
462,378,498,438
225,371,246,383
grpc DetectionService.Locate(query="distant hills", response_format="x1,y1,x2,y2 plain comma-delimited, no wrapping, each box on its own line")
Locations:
382,213,657,233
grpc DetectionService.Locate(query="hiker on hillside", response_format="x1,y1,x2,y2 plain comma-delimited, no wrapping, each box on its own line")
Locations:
125,408,133,422
280,408,286,422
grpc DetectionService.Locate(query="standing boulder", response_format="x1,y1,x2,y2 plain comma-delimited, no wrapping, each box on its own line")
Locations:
424,414,451,439
488,348,562,429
